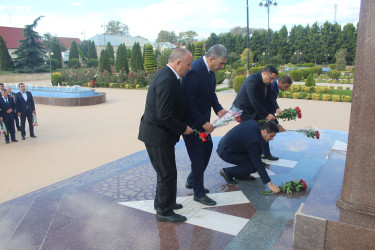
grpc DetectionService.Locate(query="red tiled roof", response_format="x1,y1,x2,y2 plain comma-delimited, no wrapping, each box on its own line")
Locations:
0,26,24,49
56,37,82,49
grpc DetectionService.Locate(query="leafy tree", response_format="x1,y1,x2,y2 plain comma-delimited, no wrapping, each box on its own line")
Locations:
106,20,130,36
88,41,97,60
69,41,79,60
187,43,195,55
178,30,198,45
234,33,246,55
305,74,316,87
106,42,114,59
13,16,47,71
144,44,157,71
335,48,347,70
0,35,14,70
240,48,253,66
130,42,143,71
341,23,357,65
156,30,177,43
206,33,219,51
116,43,129,73
193,41,204,60
78,40,90,59
157,49,172,69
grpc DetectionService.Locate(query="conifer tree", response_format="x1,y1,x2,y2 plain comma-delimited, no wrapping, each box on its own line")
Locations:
69,41,79,60
115,43,129,73
51,42,62,68
13,16,46,71
143,44,157,71
0,35,14,71
131,42,143,71
106,42,114,59
88,41,98,60
99,49,110,72
194,41,204,60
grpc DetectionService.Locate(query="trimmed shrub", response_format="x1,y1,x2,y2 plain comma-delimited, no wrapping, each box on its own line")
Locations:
312,66,323,75
305,74,316,87
249,66,264,75
290,85,301,92
235,66,246,75
322,94,332,101
327,70,340,80
289,70,303,81
284,91,292,98
329,64,336,69
342,95,352,102
346,87,350,90
315,86,330,93
301,63,314,67
69,58,81,68
337,86,343,90
302,86,311,93
87,58,98,67
233,75,246,93
215,70,226,85
312,94,321,100
304,93,310,99
51,72,63,85
332,95,340,102
293,93,301,99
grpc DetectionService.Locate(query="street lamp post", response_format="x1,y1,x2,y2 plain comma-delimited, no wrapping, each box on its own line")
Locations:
259,0,277,65
47,51,54,84
295,50,302,65
262,51,265,66
246,0,250,76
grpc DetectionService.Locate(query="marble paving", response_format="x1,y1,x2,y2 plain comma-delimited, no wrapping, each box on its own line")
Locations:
0,130,348,249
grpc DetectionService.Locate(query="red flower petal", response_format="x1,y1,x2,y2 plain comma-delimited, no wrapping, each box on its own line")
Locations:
202,138,207,142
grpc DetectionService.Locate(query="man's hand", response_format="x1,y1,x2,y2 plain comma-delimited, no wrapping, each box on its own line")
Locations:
278,124,286,132
183,126,193,135
268,182,280,193
0,117,2,122
275,108,282,116
32,110,36,114
266,114,276,121
217,109,227,118
202,122,214,133
7,109,12,114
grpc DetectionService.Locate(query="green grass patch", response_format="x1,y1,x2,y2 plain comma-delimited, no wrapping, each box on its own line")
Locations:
216,87,232,92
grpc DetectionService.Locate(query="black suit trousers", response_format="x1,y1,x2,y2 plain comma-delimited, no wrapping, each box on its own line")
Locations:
20,110,34,137
2,115,16,141
145,144,177,216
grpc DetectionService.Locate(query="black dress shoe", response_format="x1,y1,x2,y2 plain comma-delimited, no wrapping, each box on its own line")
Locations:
5,141,9,144
185,183,209,193
220,169,237,184
11,139,18,142
22,136,25,140
194,195,216,206
262,154,279,161
173,203,183,209
235,175,256,181
156,213,187,223
30,135,37,138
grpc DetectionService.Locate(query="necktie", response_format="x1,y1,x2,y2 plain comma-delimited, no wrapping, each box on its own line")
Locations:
264,86,268,98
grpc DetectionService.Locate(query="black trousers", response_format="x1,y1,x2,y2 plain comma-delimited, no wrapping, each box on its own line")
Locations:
20,110,34,137
145,144,177,216
2,115,16,141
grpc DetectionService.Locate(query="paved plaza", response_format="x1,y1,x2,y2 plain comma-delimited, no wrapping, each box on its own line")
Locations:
0,82,352,249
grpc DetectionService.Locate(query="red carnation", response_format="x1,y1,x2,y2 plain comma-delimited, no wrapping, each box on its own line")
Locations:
202,138,207,142
200,132,207,139
300,179,308,190
236,116,241,123
316,131,320,139
295,106,301,112
298,112,302,119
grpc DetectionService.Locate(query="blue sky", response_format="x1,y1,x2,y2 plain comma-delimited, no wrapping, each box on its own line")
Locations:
0,0,361,42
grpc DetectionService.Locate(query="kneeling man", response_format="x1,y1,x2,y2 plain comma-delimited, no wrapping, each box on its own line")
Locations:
217,120,280,193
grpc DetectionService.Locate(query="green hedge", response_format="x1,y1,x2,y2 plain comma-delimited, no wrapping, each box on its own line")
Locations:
233,75,246,93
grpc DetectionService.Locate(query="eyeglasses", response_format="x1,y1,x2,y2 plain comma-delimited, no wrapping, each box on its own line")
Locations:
266,72,276,81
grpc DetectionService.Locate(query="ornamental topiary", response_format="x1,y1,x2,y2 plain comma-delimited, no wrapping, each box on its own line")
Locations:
233,75,246,93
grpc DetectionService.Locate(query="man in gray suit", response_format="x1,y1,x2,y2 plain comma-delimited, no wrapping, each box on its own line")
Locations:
138,48,193,223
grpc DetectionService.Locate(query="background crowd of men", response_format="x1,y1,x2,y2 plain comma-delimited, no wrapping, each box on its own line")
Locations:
0,83,37,144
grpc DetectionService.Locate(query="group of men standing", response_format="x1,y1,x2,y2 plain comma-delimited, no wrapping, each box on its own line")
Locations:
0,83,37,144
138,45,292,223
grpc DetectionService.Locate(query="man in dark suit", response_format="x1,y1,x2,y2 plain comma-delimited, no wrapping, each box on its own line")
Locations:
138,48,193,223
181,44,228,206
0,89,18,143
217,120,280,193
6,86,20,131
15,82,37,140
261,75,293,160
232,65,279,160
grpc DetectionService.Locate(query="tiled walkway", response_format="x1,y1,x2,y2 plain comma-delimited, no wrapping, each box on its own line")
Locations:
0,130,348,249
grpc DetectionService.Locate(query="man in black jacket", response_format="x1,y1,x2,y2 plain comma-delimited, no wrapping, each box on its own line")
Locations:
138,48,193,223
15,83,37,140
0,89,17,143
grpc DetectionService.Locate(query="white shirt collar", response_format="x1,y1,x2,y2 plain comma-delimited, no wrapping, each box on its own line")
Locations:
203,56,211,73
166,64,181,80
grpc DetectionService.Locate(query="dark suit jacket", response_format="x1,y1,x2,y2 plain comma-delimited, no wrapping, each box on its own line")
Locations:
233,72,279,121
263,79,280,124
138,66,187,147
15,91,35,114
0,96,16,119
216,120,271,184
181,56,223,129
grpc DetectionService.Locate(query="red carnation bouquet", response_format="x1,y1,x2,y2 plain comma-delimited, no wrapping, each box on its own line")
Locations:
258,106,302,123
1,122,7,135
288,129,320,139
262,179,307,195
193,106,242,142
